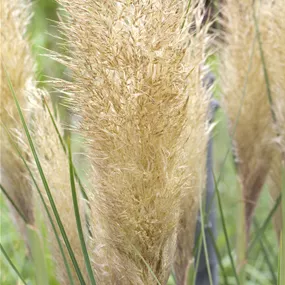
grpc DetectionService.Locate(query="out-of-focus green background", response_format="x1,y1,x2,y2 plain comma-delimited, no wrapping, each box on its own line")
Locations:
0,0,279,284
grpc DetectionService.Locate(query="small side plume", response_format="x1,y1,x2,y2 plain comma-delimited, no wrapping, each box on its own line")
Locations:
219,0,275,239
266,0,285,240
28,91,90,284
0,0,35,247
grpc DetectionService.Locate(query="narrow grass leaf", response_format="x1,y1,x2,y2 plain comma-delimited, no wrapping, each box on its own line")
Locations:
248,194,281,254
253,220,277,284
42,97,89,202
132,246,162,285
190,232,203,284
213,171,240,284
0,182,28,224
208,228,229,285
280,164,285,284
68,142,96,284
0,243,27,285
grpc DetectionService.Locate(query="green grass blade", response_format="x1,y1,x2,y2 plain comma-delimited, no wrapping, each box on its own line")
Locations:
0,183,28,224
3,66,85,285
1,116,75,285
253,220,277,284
213,171,240,285
132,246,162,285
248,194,281,254
190,233,203,284
27,225,49,285
68,142,96,285
208,228,229,285
0,243,27,285
279,164,285,284
42,96,89,202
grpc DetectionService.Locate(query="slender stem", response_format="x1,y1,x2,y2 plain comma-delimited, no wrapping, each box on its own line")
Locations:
280,163,285,284
237,182,247,284
68,142,96,284
0,243,27,285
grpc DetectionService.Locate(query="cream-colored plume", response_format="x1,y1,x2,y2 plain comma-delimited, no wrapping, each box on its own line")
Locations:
174,39,211,285
55,0,210,283
220,0,276,237
0,0,34,243
265,0,285,240
28,91,89,284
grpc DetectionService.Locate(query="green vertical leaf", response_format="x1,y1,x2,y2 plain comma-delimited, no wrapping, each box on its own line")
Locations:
68,142,96,284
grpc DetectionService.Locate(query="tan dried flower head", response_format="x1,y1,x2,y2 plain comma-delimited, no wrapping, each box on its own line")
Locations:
29,91,89,284
0,0,34,121
267,0,285,154
220,0,275,235
55,0,210,283
265,0,285,239
0,0,35,241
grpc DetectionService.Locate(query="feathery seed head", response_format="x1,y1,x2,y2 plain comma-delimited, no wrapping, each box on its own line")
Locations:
220,0,276,234
0,0,35,240
56,0,210,283
265,0,285,240
0,0,34,122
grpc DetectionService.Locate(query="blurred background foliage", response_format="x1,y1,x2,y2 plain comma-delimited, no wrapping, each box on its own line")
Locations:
0,0,279,284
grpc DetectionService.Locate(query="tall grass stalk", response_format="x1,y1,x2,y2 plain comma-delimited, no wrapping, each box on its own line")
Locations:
253,220,277,283
68,142,96,284
280,166,285,284
213,171,240,285
248,194,281,254
3,67,86,284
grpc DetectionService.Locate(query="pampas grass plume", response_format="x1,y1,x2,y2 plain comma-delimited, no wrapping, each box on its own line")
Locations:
0,0,35,243
55,0,210,283
219,0,275,237
266,0,285,239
